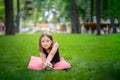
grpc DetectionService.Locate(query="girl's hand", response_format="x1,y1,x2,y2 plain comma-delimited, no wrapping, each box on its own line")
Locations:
46,63,53,70
44,62,53,69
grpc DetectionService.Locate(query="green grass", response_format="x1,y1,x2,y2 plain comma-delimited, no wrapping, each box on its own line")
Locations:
0,33,120,80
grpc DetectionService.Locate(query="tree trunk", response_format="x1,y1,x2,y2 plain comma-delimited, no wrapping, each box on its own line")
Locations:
90,0,94,22
70,0,81,33
110,0,117,33
4,0,15,35
16,0,20,33
96,0,101,35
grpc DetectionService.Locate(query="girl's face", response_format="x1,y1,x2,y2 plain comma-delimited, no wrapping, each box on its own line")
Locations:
41,36,52,50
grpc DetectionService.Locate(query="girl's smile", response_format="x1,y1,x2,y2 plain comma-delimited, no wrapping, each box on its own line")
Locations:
41,36,52,50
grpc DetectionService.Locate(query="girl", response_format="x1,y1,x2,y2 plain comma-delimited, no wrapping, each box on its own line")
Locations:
27,32,71,70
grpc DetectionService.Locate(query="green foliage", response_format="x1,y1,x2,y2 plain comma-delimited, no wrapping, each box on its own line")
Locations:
25,0,33,16
77,0,89,17
102,0,120,19
113,0,120,18
0,33,120,80
0,0,5,22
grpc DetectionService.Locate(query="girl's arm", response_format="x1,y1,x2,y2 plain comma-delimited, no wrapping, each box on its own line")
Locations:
40,52,53,69
45,42,59,63
40,52,46,63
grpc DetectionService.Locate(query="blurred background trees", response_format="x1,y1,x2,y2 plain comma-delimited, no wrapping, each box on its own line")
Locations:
0,0,120,35
4,0,15,35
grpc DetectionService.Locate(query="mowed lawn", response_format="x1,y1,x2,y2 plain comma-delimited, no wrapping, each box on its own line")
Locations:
0,33,120,80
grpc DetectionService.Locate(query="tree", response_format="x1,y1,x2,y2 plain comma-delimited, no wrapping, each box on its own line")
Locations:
90,0,94,22
70,0,81,33
4,0,15,35
109,0,117,33
0,0,5,22
16,0,20,33
96,0,101,35
25,0,33,16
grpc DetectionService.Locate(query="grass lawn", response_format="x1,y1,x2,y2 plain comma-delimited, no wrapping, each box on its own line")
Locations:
0,33,120,80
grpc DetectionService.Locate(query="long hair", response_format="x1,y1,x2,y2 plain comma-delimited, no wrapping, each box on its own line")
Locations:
38,32,53,52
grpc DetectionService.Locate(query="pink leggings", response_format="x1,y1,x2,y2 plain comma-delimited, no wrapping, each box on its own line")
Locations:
27,56,71,70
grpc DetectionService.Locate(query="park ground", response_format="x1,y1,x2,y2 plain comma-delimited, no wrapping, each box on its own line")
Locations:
0,32,120,80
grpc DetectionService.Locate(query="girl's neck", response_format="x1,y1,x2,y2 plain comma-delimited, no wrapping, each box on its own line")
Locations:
45,49,51,54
